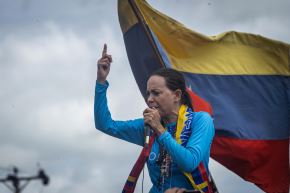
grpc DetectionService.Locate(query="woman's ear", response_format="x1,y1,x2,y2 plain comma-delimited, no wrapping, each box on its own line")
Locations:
174,89,182,102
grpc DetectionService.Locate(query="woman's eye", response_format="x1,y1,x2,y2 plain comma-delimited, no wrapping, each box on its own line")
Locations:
152,91,159,96
146,90,160,98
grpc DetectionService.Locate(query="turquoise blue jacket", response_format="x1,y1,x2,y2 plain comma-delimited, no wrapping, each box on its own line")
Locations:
94,81,215,193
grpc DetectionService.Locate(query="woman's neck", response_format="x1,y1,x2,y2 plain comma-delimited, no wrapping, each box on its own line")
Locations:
162,115,178,124
162,105,180,124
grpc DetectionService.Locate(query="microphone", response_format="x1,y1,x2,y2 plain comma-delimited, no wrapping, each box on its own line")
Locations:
145,124,151,148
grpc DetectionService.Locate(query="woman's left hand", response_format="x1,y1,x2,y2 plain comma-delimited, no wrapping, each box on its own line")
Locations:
143,107,165,136
165,188,186,193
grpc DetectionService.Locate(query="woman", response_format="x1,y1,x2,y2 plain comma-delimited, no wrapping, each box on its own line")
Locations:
94,44,215,193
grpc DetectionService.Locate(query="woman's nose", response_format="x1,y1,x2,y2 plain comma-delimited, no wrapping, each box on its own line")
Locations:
147,94,153,103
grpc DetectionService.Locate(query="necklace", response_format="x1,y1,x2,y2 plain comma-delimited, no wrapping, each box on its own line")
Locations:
156,124,176,191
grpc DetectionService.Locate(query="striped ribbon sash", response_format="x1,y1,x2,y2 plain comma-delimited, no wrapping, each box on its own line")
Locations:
122,133,156,193
176,105,213,193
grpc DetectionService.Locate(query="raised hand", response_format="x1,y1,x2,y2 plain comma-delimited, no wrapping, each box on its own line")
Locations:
97,44,112,83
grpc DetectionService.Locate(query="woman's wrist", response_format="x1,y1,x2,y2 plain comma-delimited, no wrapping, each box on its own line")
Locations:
97,78,106,84
156,125,166,136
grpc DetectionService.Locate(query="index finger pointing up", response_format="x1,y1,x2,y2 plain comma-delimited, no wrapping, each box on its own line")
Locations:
102,43,107,57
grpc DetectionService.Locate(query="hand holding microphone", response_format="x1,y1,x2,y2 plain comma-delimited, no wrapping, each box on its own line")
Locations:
143,107,165,138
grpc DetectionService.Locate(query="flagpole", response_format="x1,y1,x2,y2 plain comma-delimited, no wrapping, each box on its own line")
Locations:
128,0,166,69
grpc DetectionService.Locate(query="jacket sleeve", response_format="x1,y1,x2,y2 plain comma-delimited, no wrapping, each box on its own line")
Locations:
94,81,145,146
158,112,215,172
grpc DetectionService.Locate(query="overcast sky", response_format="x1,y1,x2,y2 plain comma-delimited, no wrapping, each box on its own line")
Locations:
0,0,289,193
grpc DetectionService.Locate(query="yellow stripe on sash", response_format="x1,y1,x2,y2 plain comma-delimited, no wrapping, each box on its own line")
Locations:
176,105,187,144
127,176,136,183
175,105,210,192
183,172,208,193
183,172,200,191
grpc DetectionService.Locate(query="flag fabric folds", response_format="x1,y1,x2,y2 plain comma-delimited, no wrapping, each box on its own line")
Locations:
118,0,290,192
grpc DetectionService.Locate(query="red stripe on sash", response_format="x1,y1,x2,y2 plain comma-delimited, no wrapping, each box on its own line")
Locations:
122,134,156,193
198,163,213,193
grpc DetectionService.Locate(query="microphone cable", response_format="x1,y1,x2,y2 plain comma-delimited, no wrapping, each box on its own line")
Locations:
142,167,145,193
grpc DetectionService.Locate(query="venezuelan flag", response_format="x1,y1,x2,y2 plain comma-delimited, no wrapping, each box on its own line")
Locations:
118,0,290,192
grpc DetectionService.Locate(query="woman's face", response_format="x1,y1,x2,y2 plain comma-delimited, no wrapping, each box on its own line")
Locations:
146,75,181,119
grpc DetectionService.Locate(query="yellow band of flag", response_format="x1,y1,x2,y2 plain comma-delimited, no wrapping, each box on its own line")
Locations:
133,0,290,76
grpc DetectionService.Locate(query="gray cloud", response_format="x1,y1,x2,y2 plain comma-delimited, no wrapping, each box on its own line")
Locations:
0,0,288,193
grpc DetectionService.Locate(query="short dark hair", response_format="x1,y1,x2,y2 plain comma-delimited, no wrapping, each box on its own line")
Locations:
150,68,193,110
